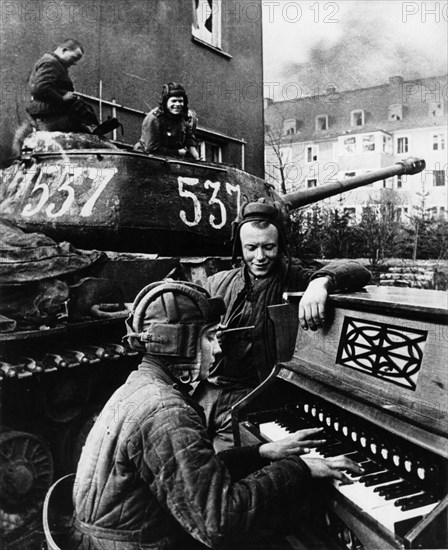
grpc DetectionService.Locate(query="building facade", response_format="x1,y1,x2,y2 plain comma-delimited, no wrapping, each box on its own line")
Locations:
265,75,447,220
0,0,264,176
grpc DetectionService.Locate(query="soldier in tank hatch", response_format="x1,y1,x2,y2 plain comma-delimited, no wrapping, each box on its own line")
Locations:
195,198,371,452
66,280,361,550
134,82,201,160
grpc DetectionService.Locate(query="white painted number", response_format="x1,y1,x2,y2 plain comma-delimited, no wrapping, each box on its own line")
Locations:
177,177,241,229
21,165,117,218
205,180,226,229
178,177,202,226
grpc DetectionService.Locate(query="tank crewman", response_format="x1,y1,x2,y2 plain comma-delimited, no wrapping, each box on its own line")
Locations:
68,280,362,550
195,199,372,452
134,82,201,159
27,38,98,133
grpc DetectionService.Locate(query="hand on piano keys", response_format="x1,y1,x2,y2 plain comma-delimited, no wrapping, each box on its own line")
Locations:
258,418,441,536
259,427,327,460
301,455,364,485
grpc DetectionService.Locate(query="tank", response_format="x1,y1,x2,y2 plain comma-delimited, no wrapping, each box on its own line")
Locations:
0,131,425,549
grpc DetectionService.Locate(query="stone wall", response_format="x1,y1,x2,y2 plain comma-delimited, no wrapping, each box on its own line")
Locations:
367,260,448,290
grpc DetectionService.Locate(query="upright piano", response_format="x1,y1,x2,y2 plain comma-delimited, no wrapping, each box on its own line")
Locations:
232,286,448,549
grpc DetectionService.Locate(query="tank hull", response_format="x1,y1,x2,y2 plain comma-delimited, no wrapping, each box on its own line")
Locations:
0,149,271,255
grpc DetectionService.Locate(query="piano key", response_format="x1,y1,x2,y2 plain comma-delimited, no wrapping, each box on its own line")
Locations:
382,486,422,500
350,461,385,478
399,494,439,511
361,471,399,486
259,421,289,442
369,501,439,534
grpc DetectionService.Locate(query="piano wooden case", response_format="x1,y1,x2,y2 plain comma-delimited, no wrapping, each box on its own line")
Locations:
233,286,448,549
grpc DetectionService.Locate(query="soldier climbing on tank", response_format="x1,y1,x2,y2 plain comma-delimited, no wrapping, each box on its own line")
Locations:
26,38,99,133
134,82,201,159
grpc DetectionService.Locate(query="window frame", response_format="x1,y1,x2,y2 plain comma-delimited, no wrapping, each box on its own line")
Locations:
192,0,227,55
350,110,365,127
315,115,328,132
397,136,409,154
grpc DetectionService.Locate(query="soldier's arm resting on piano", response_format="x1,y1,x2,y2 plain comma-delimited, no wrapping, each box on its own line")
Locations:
298,276,331,331
298,260,371,331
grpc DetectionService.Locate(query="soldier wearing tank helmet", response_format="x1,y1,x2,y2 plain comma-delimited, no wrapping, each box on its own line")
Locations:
134,82,201,159
68,280,361,550
195,199,371,452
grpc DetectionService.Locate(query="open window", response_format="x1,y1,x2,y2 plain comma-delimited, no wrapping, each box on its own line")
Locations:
315,115,328,131
350,110,364,127
198,139,223,163
192,0,222,49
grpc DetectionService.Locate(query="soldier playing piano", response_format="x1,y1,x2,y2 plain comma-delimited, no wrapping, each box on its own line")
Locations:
66,280,362,550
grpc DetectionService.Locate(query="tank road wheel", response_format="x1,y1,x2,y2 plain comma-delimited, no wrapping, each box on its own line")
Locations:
0,430,53,534
43,371,92,423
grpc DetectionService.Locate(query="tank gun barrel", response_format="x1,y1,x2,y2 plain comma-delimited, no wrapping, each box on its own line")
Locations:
282,157,426,210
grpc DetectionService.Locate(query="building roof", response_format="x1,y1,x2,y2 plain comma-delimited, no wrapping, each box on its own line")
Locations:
265,75,448,142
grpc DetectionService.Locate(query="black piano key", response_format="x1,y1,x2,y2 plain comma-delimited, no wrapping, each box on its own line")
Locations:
375,481,408,494
383,484,420,500
361,471,399,486
398,494,439,511
350,461,384,478
321,444,355,457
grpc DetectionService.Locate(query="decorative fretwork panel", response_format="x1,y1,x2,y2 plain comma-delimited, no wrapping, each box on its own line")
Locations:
336,317,428,390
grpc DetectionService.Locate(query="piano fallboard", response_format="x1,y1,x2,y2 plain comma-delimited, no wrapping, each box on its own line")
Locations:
233,286,448,549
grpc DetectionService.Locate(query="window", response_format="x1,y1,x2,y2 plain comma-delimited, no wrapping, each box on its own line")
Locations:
429,102,445,117
192,0,221,48
383,134,392,154
362,134,375,152
388,104,403,121
433,170,446,187
343,137,356,153
433,134,445,151
397,137,408,154
199,140,222,163
307,179,317,188
396,175,406,188
315,115,328,131
351,110,364,127
283,119,300,135
306,146,317,162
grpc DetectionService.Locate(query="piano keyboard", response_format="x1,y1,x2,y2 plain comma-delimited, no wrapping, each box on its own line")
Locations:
258,415,440,537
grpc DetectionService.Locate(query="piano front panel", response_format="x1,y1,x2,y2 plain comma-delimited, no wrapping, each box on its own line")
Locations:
286,287,448,440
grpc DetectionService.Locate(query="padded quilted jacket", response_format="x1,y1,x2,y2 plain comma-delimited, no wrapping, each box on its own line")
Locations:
70,359,312,549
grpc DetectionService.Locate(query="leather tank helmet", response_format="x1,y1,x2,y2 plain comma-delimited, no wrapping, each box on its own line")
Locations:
159,82,189,117
231,197,292,267
125,281,225,383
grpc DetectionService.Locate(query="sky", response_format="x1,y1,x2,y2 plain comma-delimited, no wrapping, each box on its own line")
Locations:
262,0,448,100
